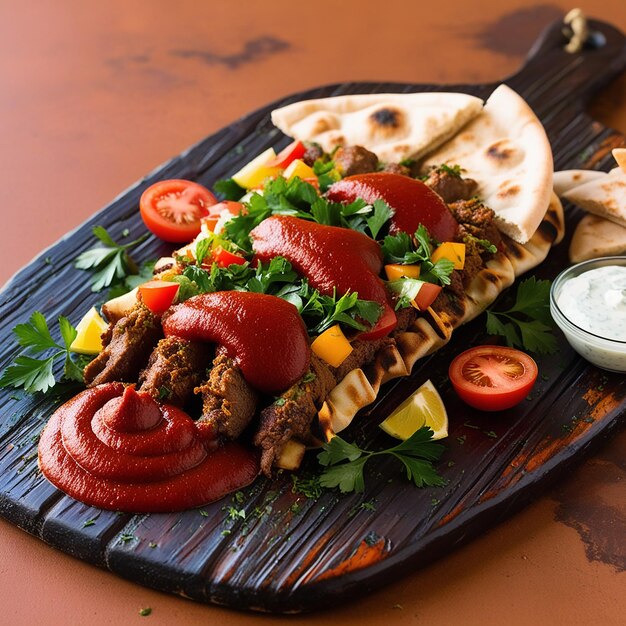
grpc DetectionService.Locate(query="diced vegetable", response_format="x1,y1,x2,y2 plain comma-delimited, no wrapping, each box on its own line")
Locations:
231,148,282,189
70,307,109,354
384,263,421,281
283,159,316,182
101,287,139,323
201,201,246,234
212,246,247,268
138,281,180,314
266,140,306,168
387,278,442,311
431,242,465,270
311,324,353,367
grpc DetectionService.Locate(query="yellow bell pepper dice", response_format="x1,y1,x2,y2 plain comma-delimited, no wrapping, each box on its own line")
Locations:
311,324,353,368
283,159,316,182
231,147,282,189
70,307,109,355
431,242,466,270
384,264,421,281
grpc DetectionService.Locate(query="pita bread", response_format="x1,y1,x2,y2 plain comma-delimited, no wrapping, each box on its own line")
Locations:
422,85,553,245
569,214,626,263
563,171,626,228
317,197,564,437
270,92,483,163
613,148,626,173
553,170,606,196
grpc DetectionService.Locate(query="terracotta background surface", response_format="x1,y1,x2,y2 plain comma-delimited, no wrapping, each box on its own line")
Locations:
1,1,625,624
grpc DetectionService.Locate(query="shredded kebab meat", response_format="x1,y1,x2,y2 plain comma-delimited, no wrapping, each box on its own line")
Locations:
83,146,502,477
138,337,210,406
195,351,259,440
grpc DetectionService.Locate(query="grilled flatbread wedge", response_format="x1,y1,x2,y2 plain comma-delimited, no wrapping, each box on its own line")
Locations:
563,171,626,228
317,194,564,437
271,92,483,164
421,85,553,244
569,213,626,263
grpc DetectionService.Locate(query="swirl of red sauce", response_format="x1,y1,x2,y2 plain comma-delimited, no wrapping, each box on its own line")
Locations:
38,383,260,513
162,291,310,393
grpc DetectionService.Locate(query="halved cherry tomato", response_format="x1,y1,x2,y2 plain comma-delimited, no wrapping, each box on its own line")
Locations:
358,302,397,341
202,201,246,233
140,179,217,243
138,281,180,314
412,282,441,311
212,246,247,268
449,346,538,411
266,140,306,168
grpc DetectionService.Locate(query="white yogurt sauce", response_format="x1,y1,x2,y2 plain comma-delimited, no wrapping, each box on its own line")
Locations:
557,266,626,341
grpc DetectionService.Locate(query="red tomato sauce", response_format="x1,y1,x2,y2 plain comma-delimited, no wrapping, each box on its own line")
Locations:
250,215,396,333
162,291,310,393
38,384,259,513
326,173,458,241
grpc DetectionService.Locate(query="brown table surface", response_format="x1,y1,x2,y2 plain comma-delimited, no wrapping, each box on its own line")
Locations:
1,1,625,624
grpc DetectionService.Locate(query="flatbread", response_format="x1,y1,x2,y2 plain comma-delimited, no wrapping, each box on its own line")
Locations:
569,213,626,263
270,92,483,163
553,170,606,196
422,85,553,245
563,171,626,228
317,196,564,437
613,148,626,173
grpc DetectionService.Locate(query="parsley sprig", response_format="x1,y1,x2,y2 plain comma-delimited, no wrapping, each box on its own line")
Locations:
486,276,557,354
318,427,446,493
224,177,394,252
0,312,85,393
381,225,455,286
75,226,147,292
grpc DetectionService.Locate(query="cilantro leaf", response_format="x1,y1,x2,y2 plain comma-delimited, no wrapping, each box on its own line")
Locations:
0,313,88,394
75,226,146,292
0,355,56,394
14,311,60,352
486,277,557,354
317,428,446,494
365,199,394,239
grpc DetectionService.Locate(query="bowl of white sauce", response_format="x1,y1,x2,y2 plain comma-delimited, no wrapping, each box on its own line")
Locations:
550,256,626,372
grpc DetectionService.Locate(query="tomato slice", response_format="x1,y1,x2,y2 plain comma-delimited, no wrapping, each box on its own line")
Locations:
138,281,180,314
358,302,397,341
212,246,247,268
140,180,217,243
202,201,246,233
449,346,538,411
266,140,306,168
412,282,441,311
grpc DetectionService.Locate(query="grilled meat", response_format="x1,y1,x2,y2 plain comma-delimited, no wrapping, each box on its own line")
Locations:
138,337,211,406
196,352,259,440
84,304,162,387
254,354,336,476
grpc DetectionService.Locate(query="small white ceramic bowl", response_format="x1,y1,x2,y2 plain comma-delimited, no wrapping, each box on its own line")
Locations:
550,256,626,372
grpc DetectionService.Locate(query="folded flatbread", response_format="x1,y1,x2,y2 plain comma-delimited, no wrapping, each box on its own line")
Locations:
271,92,483,163
553,170,606,196
563,172,626,228
613,148,626,173
569,213,626,263
421,85,553,245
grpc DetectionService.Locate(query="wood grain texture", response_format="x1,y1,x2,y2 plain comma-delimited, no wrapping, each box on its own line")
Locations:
0,18,625,614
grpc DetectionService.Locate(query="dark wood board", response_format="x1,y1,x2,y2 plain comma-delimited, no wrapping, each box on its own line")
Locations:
1,17,625,614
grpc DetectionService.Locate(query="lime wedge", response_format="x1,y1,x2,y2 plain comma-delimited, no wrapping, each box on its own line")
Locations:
380,380,448,440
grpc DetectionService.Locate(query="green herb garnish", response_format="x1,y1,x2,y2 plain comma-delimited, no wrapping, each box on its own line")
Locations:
382,225,455,286
317,427,446,493
214,177,246,201
0,312,84,394
486,276,557,354
75,226,147,292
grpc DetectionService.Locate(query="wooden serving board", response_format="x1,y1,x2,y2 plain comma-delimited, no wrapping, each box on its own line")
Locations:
1,18,625,614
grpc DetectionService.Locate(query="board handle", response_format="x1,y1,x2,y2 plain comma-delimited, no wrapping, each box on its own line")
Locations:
505,17,626,113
